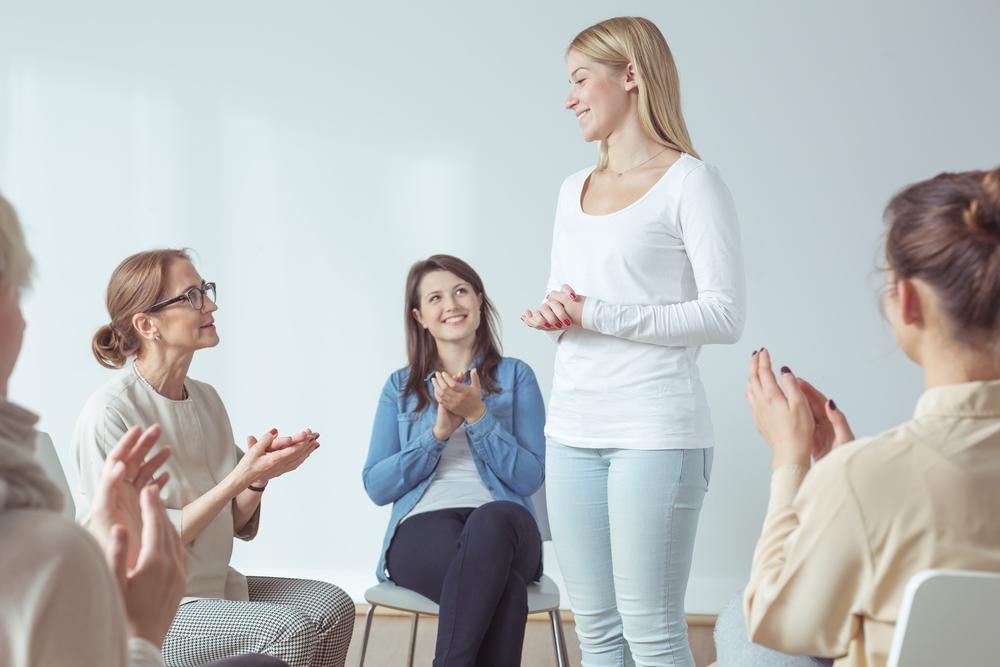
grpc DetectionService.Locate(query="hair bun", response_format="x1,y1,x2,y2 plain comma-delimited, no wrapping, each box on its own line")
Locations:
963,168,1000,243
91,323,128,369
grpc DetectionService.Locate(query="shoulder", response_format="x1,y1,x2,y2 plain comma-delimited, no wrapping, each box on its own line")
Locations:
804,423,910,498
185,376,223,404
497,357,539,385
76,372,139,432
383,367,412,394
677,156,730,195
0,509,109,576
559,166,594,194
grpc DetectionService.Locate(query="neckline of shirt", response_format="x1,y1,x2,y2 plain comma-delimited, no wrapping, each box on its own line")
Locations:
577,152,692,219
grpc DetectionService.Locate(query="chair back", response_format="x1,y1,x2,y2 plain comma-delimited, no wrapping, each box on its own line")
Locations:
33,431,76,519
886,569,1000,667
531,483,551,542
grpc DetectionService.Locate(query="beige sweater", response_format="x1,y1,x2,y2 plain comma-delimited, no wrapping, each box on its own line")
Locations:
0,400,162,667
73,365,259,604
745,380,1000,667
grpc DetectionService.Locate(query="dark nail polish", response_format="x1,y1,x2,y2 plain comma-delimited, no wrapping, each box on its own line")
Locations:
780,366,791,374
829,399,837,411
752,350,758,356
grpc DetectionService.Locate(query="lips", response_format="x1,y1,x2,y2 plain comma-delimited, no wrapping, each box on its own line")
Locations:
442,314,467,325
576,109,590,120
200,320,215,329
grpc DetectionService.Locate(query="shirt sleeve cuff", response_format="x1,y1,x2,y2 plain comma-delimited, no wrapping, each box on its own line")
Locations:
127,637,166,667
768,464,809,513
465,407,497,441
581,296,601,332
235,502,261,541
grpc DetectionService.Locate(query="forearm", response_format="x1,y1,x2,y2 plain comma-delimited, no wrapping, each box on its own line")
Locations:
179,471,246,545
582,294,744,347
232,486,263,533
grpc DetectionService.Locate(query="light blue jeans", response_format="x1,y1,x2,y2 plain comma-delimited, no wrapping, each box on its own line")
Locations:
545,441,713,667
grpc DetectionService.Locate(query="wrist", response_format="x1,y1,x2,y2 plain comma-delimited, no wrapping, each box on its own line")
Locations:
432,425,450,441
465,403,487,425
127,620,169,651
772,447,811,470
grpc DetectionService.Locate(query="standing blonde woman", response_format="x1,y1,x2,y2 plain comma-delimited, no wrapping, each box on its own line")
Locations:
522,17,744,667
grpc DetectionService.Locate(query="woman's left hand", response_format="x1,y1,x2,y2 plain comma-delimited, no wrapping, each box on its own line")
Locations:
432,369,487,423
746,348,814,469
521,284,585,331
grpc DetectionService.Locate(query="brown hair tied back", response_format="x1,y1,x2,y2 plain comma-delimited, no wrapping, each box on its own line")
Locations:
91,249,190,369
962,169,1000,243
885,167,1000,344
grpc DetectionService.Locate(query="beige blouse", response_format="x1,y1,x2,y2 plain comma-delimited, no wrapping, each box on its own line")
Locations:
745,380,1000,667
73,365,259,604
0,400,162,667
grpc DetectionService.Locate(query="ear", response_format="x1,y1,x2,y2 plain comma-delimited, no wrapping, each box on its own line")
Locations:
412,307,427,330
131,312,159,341
897,279,924,327
623,63,639,92
477,292,484,309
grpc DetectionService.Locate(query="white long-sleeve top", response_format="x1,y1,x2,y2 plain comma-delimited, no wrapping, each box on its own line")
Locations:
545,154,745,450
72,365,259,604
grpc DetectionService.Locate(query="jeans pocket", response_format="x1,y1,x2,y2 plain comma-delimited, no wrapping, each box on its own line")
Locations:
702,448,714,486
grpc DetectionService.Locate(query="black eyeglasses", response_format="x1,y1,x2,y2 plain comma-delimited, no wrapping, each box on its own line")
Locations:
148,282,217,312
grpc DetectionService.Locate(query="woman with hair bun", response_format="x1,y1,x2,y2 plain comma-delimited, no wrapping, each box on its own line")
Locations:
522,16,744,666
73,249,355,666
716,167,1000,667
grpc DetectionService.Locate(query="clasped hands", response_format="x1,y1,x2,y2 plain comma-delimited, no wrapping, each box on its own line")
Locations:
746,348,856,469
432,369,487,441
521,284,585,331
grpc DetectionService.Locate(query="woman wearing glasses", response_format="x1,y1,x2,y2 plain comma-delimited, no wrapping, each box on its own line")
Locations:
72,249,355,667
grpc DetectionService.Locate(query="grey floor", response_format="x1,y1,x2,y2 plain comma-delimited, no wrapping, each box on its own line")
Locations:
345,609,717,666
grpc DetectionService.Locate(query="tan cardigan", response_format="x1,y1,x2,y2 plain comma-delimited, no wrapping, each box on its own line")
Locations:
0,400,162,667
745,380,1000,667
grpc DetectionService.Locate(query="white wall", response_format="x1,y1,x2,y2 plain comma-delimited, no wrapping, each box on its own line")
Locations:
2,0,998,613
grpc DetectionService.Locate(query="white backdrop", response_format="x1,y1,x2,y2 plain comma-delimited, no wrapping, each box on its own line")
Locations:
2,0,999,613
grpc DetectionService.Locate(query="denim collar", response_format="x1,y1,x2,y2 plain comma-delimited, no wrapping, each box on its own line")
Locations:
423,353,483,382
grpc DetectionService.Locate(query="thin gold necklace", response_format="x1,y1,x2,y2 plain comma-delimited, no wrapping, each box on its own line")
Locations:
610,146,669,177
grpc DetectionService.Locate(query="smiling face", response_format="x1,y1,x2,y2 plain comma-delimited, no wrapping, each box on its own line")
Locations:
412,270,483,348
137,259,219,355
564,49,636,143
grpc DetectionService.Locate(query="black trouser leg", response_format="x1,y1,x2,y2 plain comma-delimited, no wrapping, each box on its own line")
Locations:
385,502,542,667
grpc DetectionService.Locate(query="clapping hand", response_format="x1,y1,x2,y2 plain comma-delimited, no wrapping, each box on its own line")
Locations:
89,424,171,569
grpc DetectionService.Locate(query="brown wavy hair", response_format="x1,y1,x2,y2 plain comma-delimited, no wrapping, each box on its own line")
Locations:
885,167,1000,344
403,255,503,413
91,249,191,368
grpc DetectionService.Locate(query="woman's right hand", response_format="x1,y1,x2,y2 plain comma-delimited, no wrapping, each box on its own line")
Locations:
106,482,186,648
235,429,319,487
431,374,465,441
795,377,856,461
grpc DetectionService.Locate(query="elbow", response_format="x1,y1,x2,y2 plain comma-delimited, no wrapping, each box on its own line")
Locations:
707,298,745,344
362,471,394,507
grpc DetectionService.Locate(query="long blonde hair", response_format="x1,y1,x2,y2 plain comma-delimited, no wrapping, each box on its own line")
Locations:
568,16,699,168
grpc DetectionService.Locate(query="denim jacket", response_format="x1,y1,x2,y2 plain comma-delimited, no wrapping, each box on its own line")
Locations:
362,356,546,581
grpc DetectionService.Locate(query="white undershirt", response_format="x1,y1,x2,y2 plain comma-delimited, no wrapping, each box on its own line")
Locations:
404,426,494,519
545,154,745,450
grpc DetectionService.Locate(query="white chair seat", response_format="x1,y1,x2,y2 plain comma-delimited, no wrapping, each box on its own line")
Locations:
364,574,562,616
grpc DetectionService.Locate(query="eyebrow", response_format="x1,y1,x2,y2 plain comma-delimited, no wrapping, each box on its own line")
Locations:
569,67,589,79
424,282,471,298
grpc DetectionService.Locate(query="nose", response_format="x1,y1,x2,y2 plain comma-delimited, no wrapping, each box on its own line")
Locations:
564,89,577,110
203,295,218,313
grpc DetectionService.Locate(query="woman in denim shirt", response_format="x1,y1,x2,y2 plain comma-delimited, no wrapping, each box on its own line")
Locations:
363,254,546,667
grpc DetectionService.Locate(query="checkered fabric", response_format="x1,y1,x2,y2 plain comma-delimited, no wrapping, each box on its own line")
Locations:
163,576,355,667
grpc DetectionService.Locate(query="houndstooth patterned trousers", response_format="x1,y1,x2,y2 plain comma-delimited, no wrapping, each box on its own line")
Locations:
163,576,355,667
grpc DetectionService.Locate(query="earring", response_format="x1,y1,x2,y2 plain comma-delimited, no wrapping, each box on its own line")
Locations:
154,333,161,341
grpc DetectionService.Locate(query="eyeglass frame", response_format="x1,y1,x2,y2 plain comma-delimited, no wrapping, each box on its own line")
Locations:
147,281,217,312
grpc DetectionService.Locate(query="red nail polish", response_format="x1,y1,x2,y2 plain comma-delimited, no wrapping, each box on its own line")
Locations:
570,293,577,300
270,428,278,435
555,322,562,328
564,319,572,326
544,323,552,329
